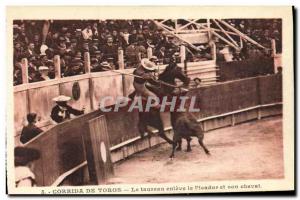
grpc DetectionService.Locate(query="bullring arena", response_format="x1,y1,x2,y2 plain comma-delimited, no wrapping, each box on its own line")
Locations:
12,18,283,187
113,116,283,184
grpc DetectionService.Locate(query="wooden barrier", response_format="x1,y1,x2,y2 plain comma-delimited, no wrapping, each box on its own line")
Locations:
24,110,102,186
20,74,282,186
218,56,274,81
88,115,114,184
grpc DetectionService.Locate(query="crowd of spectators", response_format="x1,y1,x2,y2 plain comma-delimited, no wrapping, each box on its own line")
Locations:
216,19,282,61
13,19,182,85
13,19,282,86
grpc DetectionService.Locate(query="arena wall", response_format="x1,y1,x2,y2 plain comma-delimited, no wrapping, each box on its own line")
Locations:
22,74,282,186
218,56,274,81
13,59,218,143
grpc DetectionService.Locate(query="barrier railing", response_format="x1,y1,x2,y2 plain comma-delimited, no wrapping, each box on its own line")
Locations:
13,49,218,137
21,74,282,186
14,44,217,86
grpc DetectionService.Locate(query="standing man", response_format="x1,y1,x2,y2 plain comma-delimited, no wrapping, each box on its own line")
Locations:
50,95,85,124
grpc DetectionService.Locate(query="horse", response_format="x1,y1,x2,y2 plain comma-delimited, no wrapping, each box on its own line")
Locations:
129,61,190,146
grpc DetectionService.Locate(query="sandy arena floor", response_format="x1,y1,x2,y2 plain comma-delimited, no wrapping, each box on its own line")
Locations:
111,116,284,184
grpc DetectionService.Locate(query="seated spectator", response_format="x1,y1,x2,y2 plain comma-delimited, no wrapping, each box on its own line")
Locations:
15,146,40,187
107,57,116,70
135,38,147,62
102,37,118,67
14,42,23,62
14,63,23,85
125,41,139,68
129,29,137,44
122,29,130,45
81,24,93,40
20,113,43,144
155,46,166,63
38,66,50,81
136,28,145,41
90,58,102,72
64,59,84,77
100,61,112,71
50,95,85,124
219,45,234,62
28,69,39,83
23,42,38,58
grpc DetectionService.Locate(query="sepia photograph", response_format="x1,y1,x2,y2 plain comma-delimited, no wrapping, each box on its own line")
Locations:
6,6,294,195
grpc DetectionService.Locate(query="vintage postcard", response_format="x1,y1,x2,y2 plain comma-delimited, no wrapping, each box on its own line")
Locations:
6,6,294,195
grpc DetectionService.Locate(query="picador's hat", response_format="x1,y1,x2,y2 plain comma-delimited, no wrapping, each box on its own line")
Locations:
141,58,157,71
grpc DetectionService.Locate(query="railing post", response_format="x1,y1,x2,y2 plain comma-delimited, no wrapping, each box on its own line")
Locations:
84,52,91,74
147,47,153,59
211,42,217,61
53,55,61,79
271,39,281,74
118,49,125,70
180,45,186,63
21,58,29,84
207,19,211,40
271,39,276,57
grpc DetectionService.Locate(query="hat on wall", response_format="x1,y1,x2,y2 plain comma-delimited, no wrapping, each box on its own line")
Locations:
52,95,71,102
141,58,157,71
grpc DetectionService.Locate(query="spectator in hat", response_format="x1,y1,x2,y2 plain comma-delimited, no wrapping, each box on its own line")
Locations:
38,66,50,81
92,22,99,37
13,63,23,86
37,54,49,67
102,37,118,65
32,34,42,55
69,38,78,53
122,29,130,45
57,37,67,55
15,146,40,187
125,41,139,68
23,42,38,58
135,38,147,62
14,42,23,63
107,57,116,70
100,61,112,71
28,68,40,83
136,28,145,42
219,45,234,62
82,24,93,40
93,50,103,62
20,113,43,144
90,58,101,72
129,29,138,44
155,46,166,63
64,59,84,77
50,95,85,124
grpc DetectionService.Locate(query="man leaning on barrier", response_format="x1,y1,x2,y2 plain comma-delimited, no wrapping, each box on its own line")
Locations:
20,113,43,144
50,95,85,124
